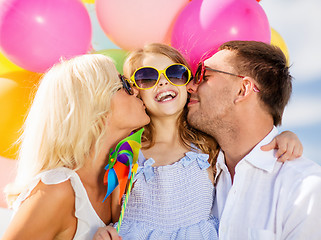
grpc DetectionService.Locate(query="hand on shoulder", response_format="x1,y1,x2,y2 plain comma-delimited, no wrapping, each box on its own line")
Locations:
261,130,303,162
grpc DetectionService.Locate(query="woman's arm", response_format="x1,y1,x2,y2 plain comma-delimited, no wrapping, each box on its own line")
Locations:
261,130,303,162
2,180,76,240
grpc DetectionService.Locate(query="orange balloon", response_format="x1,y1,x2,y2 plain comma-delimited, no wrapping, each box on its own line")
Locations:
270,28,290,65
0,71,41,159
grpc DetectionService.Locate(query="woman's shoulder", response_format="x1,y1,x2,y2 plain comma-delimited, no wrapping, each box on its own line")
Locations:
37,167,77,184
24,179,75,222
19,167,75,206
8,172,76,240
13,167,76,210
32,177,74,202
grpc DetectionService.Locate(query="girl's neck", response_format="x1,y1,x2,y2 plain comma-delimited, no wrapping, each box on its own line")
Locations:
150,115,180,144
142,115,190,166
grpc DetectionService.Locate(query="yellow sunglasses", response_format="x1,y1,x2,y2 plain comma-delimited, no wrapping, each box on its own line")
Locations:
129,63,192,90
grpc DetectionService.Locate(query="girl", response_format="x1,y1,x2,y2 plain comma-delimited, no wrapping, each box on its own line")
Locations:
2,54,149,240
95,43,302,240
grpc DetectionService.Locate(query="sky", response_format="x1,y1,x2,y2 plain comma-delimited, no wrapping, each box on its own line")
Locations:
260,0,321,165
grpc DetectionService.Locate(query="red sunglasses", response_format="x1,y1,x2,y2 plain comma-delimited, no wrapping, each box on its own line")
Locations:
194,62,260,92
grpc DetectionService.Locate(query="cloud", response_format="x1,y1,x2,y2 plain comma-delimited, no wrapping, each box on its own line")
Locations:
261,0,321,81
283,96,321,127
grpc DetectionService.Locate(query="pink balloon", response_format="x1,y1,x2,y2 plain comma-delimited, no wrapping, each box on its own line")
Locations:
96,0,189,51
0,0,92,73
171,0,271,73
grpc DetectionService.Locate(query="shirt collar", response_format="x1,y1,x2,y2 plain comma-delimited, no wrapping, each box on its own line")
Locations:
215,126,279,176
244,126,279,173
215,150,228,180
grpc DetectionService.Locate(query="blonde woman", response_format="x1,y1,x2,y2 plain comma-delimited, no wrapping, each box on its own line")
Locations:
2,54,149,240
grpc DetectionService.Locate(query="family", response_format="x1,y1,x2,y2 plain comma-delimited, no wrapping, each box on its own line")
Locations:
2,41,321,240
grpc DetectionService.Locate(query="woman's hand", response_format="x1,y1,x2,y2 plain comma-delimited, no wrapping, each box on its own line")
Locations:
93,226,122,240
261,131,303,162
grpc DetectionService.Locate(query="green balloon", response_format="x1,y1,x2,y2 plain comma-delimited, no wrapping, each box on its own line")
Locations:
94,49,129,74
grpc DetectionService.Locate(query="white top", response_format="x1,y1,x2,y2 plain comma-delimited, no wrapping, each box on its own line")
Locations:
12,167,106,240
213,127,321,240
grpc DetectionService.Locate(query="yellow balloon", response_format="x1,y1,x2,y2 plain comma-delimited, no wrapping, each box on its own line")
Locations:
0,71,41,159
0,52,23,75
270,28,290,65
82,0,95,4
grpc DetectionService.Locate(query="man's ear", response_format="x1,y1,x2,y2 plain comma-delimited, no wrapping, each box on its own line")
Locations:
234,77,255,103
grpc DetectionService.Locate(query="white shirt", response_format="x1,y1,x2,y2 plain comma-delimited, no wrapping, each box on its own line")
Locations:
213,127,321,240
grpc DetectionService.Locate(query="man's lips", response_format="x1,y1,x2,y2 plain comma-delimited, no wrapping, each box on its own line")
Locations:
187,98,199,107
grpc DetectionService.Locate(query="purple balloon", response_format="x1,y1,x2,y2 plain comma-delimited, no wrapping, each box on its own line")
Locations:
171,0,271,73
0,0,92,72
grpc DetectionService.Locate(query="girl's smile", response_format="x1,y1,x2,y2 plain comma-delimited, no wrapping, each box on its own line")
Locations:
154,89,178,103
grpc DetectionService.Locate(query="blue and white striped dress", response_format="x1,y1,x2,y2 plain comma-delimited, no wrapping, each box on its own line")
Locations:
117,149,219,239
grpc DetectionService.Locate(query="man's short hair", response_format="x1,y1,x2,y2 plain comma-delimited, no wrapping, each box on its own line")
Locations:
219,41,292,126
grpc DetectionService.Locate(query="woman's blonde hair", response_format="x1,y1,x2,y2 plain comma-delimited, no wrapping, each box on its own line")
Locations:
6,54,122,206
123,43,220,168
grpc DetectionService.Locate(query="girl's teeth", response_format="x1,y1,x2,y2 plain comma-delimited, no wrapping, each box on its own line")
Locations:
156,91,177,101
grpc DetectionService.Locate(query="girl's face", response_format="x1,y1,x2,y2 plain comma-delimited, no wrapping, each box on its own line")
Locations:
138,54,188,118
108,87,150,131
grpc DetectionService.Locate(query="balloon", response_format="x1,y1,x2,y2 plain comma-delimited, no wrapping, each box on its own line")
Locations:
271,28,289,65
82,0,95,3
0,71,41,159
0,156,17,208
95,0,189,50
95,49,129,74
85,3,120,51
0,51,23,75
171,0,271,73
0,0,92,73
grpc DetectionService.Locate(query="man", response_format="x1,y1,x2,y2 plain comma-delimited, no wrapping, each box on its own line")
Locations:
187,41,321,239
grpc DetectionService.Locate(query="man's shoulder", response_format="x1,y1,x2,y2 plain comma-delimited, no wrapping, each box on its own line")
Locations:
277,156,321,191
281,156,321,176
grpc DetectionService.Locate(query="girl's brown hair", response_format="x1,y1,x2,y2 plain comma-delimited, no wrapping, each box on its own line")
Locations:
123,43,219,169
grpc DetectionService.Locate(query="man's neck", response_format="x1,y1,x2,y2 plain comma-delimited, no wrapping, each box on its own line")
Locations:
219,124,274,181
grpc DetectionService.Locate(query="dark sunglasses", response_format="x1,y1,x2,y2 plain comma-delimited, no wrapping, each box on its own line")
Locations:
194,61,260,92
129,63,192,90
119,74,134,95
